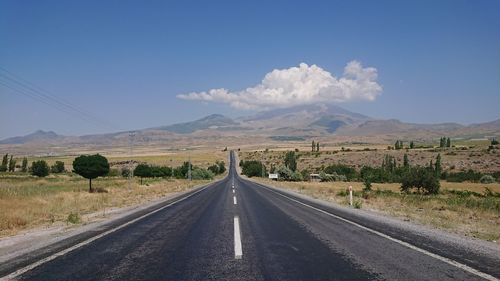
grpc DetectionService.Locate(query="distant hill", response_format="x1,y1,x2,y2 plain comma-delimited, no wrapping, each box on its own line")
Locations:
1,105,498,149
0,130,64,145
153,114,238,134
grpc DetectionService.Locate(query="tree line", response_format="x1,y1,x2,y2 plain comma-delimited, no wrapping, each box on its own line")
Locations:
1,153,65,175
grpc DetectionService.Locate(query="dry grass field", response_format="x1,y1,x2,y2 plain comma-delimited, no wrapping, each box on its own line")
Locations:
20,149,228,172
250,179,500,242
240,140,499,173
0,149,228,238
239,141,500,242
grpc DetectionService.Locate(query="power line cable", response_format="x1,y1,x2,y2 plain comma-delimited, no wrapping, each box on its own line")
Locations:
0,67,121,131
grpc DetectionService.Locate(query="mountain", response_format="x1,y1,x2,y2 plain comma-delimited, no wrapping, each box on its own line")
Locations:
153,114,239,134
238,104,371,134
1,105,498,153
0,130,65,145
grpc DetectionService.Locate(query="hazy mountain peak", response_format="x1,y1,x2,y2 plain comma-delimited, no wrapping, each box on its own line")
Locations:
0,130,63,144
154,114,238,134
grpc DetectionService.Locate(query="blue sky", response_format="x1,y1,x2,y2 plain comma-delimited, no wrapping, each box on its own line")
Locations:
1,0,499,138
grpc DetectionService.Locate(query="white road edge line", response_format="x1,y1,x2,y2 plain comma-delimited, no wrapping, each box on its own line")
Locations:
0,182,217,281
260,184,498,281
234,216,243,259
233,196,237,205
232,189,235,194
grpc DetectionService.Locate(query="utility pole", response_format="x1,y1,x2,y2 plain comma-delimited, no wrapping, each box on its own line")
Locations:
128,131,135,191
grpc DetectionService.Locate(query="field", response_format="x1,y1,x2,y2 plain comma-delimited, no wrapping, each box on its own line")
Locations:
0,149,228,238
239,141,500,242
240,140,499,173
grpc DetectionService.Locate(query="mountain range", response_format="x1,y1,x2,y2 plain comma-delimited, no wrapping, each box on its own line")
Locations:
1,104,499,147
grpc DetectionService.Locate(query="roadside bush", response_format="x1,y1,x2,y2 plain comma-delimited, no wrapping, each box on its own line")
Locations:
191,168,214,180
324,164,358,181
319,171,346,182
363,177,372,192
50,161,65,173
401,166,440,195
121,168,131,177
208,161,225,175
480,175,496,184
241,160,266,177
31,160,49,177
67,212,81,224
443,169,483,183
353,199,363,209
277,166,293,181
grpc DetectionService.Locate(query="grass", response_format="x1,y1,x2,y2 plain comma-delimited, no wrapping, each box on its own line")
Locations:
0,173,215,237
0,150,227,238
251,178,500,242
23,149,227,172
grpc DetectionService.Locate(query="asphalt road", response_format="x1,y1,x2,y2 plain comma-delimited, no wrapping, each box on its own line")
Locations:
1,151,498,281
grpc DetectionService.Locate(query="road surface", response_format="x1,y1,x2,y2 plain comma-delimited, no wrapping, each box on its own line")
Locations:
1,151,498,280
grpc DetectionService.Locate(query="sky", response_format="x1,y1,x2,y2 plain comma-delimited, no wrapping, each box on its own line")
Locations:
1,0,499,139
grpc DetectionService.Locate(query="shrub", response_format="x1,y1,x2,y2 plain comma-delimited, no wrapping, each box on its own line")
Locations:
480,175,496,184
324,164,358,181
241,160,266,177
50,161,65,173
31,160,49,177
277,166,294,181
121,168,131,177
353,199,363,209
401,166,440,195
284,151,297,172
363,177,372,192
191,168,214,180
67,212,81,224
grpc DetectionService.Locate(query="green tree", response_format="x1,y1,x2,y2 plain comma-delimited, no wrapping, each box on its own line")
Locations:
191,168,214,180
51,161,65,173
73,154,110,192
435,153,442,178
363,176,372,192
241,160,266,177
316,142,320,152
134,164,152,184
8,155,16,172
403,154,409,169
409,141,414,149
207,164,220,175
311,140,315,152
31,160,49,177
284,151,297,172
121,167,131,177
217,161,226,174
401,166,440,194
446,137,451,148
492,138,498,145
21,157,28,172
0,154,8,172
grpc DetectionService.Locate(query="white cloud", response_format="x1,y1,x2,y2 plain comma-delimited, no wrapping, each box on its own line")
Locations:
177,61,382,110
